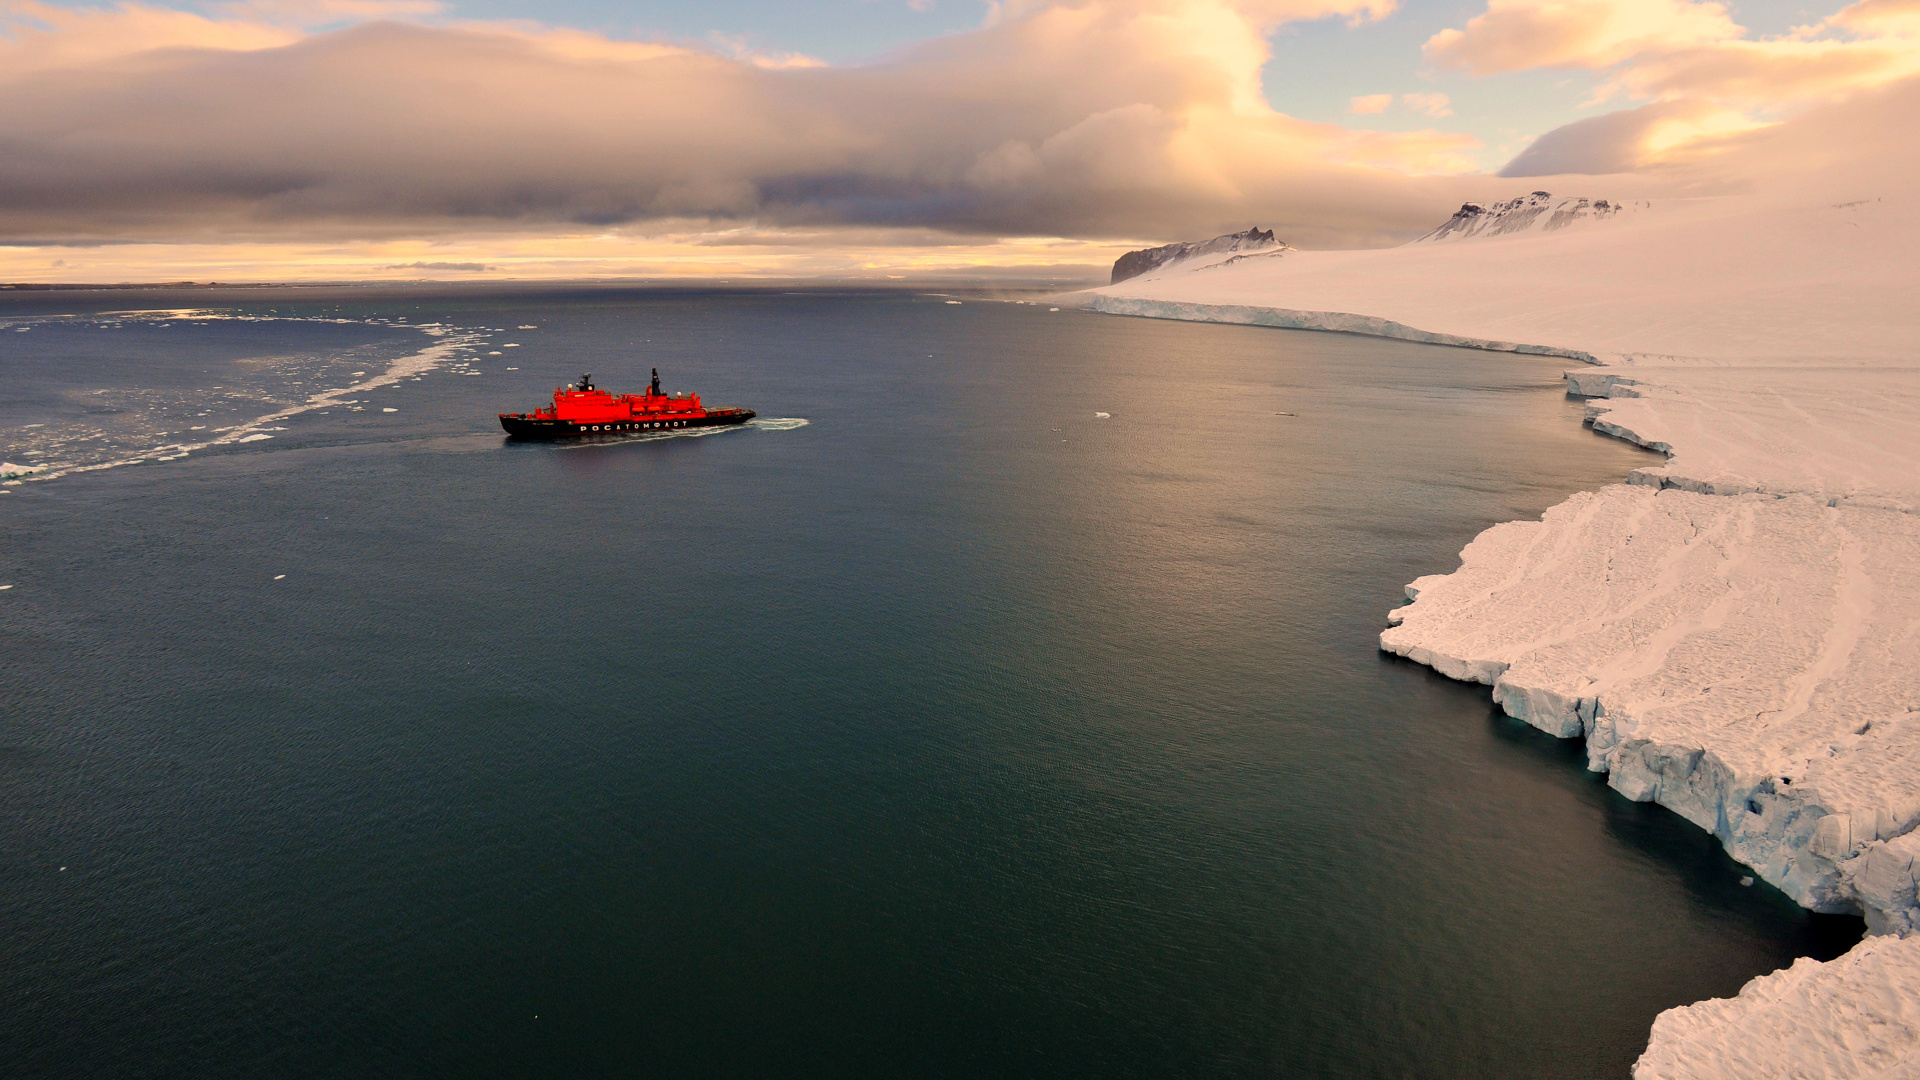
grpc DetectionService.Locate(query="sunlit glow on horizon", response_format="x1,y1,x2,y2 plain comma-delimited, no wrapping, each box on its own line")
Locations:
0,0,1914,281
0,229,1134,284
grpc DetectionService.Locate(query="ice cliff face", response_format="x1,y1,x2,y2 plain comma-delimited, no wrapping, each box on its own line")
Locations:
1110,227,1282,284
1415,192,1631,243
1075,163,1920,1071
1381,356,1920,940
1380,482,1920,922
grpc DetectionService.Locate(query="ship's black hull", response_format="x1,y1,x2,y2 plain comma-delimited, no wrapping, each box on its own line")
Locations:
499,408,756,440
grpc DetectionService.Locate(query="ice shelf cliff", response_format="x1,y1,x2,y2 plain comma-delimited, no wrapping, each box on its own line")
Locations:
1072,81,1920,1077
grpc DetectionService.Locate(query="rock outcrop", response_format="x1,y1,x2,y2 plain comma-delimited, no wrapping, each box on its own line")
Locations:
1110,227,1280,284
1416,192,1630,243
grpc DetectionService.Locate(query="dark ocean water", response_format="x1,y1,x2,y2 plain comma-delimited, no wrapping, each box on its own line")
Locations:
0,286,1859,1079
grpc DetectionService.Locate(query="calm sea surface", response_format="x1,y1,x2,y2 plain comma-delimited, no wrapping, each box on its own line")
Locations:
0,286,1859,1079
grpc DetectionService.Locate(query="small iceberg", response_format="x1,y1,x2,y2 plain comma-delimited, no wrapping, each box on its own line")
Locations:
1095,412,1111,419
0,462,43,479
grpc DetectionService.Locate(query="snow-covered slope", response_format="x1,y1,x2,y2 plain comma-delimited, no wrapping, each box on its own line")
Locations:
1072,80,1920,1073
1415,191,1639,243
1083,192,1913,363
1109,227,1284,284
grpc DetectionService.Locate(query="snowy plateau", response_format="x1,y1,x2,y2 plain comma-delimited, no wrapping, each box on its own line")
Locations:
1072,81,1920,1078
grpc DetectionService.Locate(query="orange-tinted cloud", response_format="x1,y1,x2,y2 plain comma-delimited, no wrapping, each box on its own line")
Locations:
1430,0,1920,172
1425,0,1741,76
0,0,300,73
1402,91,1453,116
0,0,1491,254
1427,0,1920,104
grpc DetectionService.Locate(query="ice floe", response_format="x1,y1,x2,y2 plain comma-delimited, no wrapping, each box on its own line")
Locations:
7,321,489,483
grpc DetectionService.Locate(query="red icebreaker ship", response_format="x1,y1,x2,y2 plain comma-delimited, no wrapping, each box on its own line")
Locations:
499,369,755,439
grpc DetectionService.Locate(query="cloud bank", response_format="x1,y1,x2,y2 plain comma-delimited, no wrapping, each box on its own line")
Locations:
1425,0,1920,174
0,0,1493,252
0,0,1913,276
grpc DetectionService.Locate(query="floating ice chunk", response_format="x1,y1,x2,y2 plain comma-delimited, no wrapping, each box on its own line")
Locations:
1049,307,1059,311
503,343,520,347
517,325,537,329
0,584,12,589
0,462,43,478
945,300,962,305
488,351,503,355
235,433,273,442
351,371,366,376
1095,412,1111,418
382,407,398,412
273,575,285,580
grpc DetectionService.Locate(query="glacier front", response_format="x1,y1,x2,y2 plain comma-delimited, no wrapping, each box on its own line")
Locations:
1072,80,1920,1076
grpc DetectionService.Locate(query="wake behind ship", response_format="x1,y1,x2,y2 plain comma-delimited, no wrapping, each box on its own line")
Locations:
499,369,755,439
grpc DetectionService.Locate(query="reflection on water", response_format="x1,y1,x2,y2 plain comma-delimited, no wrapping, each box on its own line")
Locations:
0,287,1858,1079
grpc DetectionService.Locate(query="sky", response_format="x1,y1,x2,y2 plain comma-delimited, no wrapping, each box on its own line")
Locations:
2,0,1916,280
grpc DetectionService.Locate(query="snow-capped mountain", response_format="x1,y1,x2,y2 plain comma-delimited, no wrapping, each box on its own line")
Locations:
1110,227,1282,284
1415,192,1636,243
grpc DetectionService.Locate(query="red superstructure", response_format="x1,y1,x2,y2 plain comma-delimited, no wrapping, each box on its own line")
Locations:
499,370,755,439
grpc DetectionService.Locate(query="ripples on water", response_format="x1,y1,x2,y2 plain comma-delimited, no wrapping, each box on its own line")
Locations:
0,286,1860,1079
